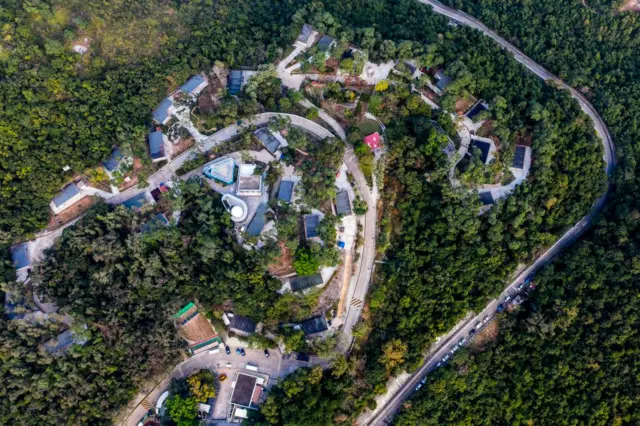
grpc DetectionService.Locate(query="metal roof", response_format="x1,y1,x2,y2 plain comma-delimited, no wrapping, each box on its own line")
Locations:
304,215,320,239
228,70,243,95
300,316,328,336
229,314,257,334
149,131,166,160
11,243,29,270
254,128,281,154
435,70,452,91
231,373,258,408
152,97,174,123
103,147,124,172
278,181,295,202
246,203,268,236
179,75,206,94
52,183,81,208
512,145,526,169
290,274,323,292
335,190,351,215
297,24,313,43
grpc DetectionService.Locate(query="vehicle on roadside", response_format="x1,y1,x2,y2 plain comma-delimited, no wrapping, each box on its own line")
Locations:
517,282,525,291
469,328,476,336
475,322,482,330
450,346,458,354
442,354,450,362
235,348,240,354
483,316,490,323
504,295,512,303
240,348,246,356
226,362,232,368
459,337,467,346
415,383,423,391
219,373,227,382
264,349,270,358
496,304,505,313
524,275,533,285
225,346,231,355
209,347,220,354
436,362,442,368
421,377,427,384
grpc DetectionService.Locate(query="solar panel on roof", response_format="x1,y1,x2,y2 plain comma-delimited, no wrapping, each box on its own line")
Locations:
512,146,526,169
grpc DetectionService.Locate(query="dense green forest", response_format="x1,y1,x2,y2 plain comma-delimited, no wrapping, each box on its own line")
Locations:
0,0,629,424
0,180,283,425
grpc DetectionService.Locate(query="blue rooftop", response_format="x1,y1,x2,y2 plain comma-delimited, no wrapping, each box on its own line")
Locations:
149,131,166,160
152,97,174,123
228,70,243,95
278,181,295,203
179,75,206,94
254,128,281,154
52,183,81,208
103,147,124,172
246,204,268,236
11,243,29,270
305,215,320,239
122,192,149,209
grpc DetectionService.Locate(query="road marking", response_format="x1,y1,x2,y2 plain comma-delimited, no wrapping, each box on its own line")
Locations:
350,298,363,308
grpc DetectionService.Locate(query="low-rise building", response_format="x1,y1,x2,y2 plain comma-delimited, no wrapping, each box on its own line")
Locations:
236,164,263,197
289,274,323,293
179,74,208,96
223,312,257,337
304,214,320,239
434,69,453,94
246,203,268,236
152,98,175,125
11,243,30,276
140,213,170,234
277,180,295,203
363,132,382,151
203,156,236,185
122,192,153,210
299,315,328,337
43,326,88,356
149,131,167,162
103,147,124,173
227,371,268,423
174,302,222,355
296,24,314,46
335,190,352,216
317,34,335,51
254,128,287,155
50,182,86,214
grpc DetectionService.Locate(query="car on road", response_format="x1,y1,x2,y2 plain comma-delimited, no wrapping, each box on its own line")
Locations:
475,322,482,330
450,346,458,354
517,282,525,291
264,349,270,358
240,348,246,356
496,304,505,313
225,346,231,355
235,348,240,355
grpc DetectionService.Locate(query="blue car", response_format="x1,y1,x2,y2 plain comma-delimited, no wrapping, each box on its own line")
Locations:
240,348,246,356
496,304,505,313
235,348,241,355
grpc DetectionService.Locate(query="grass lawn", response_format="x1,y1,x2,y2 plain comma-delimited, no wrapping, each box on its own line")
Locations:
359,118,381,135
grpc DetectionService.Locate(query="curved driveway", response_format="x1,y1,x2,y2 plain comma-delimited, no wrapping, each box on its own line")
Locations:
365,1,616,424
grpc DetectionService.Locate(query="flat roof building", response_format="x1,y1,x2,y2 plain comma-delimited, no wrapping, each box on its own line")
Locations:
254,128,283,155
225,313,257,336
317,35,335,51
471,139,492,164
50,182,84,214
203,156,236,185
304,214,320,239
122,192,151,210
227,371,268,423
278,180,295,203
512,145,526,169
149,131,167,162
335,190,352,216
237,164,263,197
479,191,494,205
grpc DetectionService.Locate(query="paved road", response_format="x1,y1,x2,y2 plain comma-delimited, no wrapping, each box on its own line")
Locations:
297,98,378,352
365,1,617,424
121,348,325,426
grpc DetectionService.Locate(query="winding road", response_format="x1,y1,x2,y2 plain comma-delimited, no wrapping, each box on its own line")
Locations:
363,1,617,424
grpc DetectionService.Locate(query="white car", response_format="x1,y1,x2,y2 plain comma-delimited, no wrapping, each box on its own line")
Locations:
483,316,490,323
415,383,423,391
442,355,450,362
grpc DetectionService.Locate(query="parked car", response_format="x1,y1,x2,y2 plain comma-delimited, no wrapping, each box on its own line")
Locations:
504,295,512,303
225,346,231,355
219,373,227,382
235,348,240,354
450,346,458,354
442,355,450,362
517,282,525,291
415,383,423,391
475,322,483,330
240,348,246,356
483,316,490,323
524,275,533,285
436,362,442,368
459,337,467,346
264,349,270,358
496,304,505,313
469,328,476,336
225,362,233,368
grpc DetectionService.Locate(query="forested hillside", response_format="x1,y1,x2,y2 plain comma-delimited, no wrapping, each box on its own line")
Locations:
393,0,640,424
0,0,293,242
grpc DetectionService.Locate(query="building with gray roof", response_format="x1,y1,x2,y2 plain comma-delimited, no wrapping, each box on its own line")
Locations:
304,214,320,239
297,24,313,45
122,192,150,210
512,145,526,169
254,128,282,154
246,204,268,236
179,74,208,96
317,35,335,51
335,190,352,216
228,70,244,95
228,313,257,336
290,274,323,293
300,316,328,336
149,131,167,162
